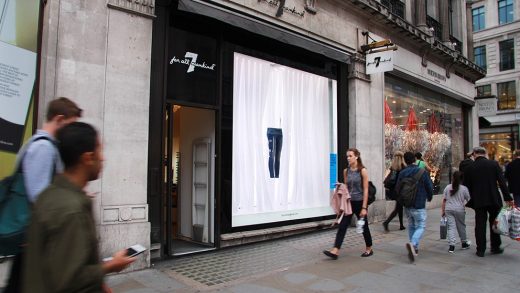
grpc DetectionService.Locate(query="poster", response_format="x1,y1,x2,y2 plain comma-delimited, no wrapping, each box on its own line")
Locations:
0,0,40,177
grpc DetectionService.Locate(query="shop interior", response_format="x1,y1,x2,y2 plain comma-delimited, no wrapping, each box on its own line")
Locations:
165,104,216,255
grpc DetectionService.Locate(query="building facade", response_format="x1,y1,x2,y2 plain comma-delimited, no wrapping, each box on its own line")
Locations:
472,0,520,167
0,0,484,275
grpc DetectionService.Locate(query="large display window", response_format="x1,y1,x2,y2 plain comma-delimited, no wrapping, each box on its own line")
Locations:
231,53,337,227
384,75,464,193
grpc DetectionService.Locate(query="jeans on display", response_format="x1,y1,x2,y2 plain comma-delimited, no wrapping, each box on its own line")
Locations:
334,200,373,249
267,128,283,178
405,208,427,249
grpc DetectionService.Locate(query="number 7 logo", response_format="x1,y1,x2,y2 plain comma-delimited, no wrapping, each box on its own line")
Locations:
185,52,198,73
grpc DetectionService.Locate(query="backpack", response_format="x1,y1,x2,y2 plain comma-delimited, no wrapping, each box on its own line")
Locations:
396,168,425,208
0,137,52,256
367,181,376,205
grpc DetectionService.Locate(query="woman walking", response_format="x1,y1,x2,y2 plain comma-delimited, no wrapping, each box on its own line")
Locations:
441,171,471,253
383,151,406,232
324,148,373,259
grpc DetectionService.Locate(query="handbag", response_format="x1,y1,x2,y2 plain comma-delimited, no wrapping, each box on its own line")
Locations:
440,216,447,240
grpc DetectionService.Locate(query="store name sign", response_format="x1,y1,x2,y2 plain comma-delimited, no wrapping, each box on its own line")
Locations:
258,0,306,18
169,52,216,73
476,97,497,117
366,51,393,74
427,69,446,82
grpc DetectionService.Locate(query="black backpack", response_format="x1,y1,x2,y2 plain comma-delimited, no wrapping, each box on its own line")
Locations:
384,170,398,200
396,168,425,208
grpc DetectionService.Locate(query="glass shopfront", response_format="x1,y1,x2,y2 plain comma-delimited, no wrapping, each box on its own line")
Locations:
384,75,465,193
480,125,519,170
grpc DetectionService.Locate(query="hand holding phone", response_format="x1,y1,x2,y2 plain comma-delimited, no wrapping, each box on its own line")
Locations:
126,244,146,257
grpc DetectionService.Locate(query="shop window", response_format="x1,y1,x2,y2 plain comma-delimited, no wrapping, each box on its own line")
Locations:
498,0,514,25
472,6,485,31
385,75,464,193
499,39,515,71
480,132,513,168
476,84,492,97
474,46,487,70
497,81,516,110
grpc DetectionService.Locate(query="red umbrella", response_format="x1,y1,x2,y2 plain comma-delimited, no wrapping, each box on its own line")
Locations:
405,107,418,131
384,101,395,125
427,113,441,133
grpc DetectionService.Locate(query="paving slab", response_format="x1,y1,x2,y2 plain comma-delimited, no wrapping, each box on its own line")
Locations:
106,207,520,292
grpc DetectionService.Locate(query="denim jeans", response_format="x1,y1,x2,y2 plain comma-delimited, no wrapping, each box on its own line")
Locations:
267,128,283,178
405,208,427,249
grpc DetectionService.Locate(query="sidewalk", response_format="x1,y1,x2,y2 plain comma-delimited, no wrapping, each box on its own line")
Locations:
107,207,520,292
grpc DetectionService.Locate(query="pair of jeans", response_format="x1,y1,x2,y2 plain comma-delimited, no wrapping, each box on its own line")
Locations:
333,200,373,249
267,128,283,178
474,205,501,253
445,210,467,246
405,208,427,249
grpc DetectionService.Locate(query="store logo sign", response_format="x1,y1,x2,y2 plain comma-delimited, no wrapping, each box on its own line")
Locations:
169,52,216,73
476,97,497,117
366,51,393,74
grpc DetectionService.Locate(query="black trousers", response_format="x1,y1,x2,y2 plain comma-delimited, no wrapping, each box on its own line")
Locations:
474,205,501,253
334,200,372,249
4,252,23,293
384,200,404,227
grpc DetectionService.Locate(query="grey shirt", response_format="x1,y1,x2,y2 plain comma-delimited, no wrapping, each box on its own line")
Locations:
346,168,363,202
443,184,470,212
20,130,63,202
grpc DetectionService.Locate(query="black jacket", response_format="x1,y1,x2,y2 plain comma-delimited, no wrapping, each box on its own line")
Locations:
505,158,520,195
464,156,512,209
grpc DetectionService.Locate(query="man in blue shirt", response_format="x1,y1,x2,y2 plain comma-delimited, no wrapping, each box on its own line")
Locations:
397,152,433,263
4,97,82,293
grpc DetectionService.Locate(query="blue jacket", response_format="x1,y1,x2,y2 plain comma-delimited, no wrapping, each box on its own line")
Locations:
396,165,433,209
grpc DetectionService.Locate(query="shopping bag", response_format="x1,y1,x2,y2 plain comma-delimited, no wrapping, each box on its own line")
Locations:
509,206,520,241
492,206,512,236
440,216,447,240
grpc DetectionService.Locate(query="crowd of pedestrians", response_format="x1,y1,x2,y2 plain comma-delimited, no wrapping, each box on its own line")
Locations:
325,146,516,264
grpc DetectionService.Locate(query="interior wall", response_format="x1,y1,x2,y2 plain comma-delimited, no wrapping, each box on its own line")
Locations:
179,107,216,242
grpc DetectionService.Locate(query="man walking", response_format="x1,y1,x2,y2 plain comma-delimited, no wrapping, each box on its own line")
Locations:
396,152,433,262
4,97,82,293
464,147,513,257
505,149,520,204
22,122,134,292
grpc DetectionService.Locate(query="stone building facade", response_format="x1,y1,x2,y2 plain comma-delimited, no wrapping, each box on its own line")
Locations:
1,0,485,276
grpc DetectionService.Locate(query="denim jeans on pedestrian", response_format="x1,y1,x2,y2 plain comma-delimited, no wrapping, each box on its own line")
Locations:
405,208,427,250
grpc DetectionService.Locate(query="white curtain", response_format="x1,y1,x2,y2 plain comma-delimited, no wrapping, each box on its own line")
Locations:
232,53,335,224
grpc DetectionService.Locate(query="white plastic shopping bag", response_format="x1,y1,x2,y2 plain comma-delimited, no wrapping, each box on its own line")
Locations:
509,206,520,241
492,206,512,236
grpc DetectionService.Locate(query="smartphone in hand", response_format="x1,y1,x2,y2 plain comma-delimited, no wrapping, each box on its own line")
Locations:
126,244,146,257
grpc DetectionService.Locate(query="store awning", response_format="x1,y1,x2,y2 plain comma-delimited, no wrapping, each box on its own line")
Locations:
177,0,352,64
479,117,491,128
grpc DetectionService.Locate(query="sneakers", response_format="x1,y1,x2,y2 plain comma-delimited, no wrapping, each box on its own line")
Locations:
406,242,417,263
448,245,455,253
461,240,471,250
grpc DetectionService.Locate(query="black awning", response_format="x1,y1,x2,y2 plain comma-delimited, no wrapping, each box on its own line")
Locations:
479,117,492,128
177,0,352,64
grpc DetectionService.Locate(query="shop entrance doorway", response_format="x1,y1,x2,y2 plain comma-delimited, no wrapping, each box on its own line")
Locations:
164,103,216,256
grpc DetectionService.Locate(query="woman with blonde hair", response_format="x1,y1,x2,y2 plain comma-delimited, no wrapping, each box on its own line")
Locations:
323,148,373,259
382,151,406,232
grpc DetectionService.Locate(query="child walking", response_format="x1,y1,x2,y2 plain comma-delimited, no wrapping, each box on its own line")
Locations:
441,171,471,253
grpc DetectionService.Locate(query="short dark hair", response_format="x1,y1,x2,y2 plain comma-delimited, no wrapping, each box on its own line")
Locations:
415,152,423,160
404,152,416,165
56,122,98,169
46,97,82,121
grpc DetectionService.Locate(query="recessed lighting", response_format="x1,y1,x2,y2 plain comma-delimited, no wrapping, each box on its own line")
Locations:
392,101,396,104
402,110,406,112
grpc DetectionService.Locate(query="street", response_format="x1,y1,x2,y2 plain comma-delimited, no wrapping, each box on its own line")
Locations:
107,207,520,292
